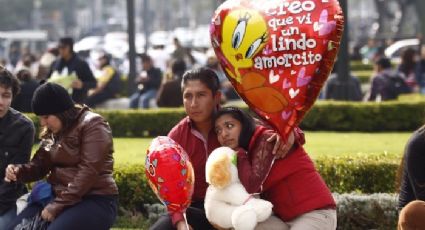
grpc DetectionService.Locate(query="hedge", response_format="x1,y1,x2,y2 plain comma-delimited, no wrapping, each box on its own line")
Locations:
350,61,373,71
25,99,425,137
315,154,400,194
140,193,399,230
301,100,425,132
334,193,398,230
114,154,401,211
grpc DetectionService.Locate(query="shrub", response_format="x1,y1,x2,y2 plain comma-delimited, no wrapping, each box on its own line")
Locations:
301,100,425,132
350,61,373,71
334,193,398,230
119,193,399,229
25,100,425,137
113,154,402,212
114,164,157,211
316,154,400,194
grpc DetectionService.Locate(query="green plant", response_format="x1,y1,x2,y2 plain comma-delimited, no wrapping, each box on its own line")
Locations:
112,154,402,213
25,100,425,137
334,193,398,230
316,154,400,194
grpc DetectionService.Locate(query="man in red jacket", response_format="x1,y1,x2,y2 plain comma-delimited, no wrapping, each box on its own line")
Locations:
150,67,298,230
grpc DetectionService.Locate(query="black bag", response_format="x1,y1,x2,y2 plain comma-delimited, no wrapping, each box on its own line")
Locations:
14,212,49,230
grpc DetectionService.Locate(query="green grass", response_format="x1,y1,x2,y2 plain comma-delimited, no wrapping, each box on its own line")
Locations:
303,132,410,159
106,132,410,165
33,132,410,164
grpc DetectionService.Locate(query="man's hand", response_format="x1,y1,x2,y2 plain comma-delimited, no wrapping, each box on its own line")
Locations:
41,208,55,222
4,164,19,182
176,220,193,230
71,79,83,89
267,130,295,159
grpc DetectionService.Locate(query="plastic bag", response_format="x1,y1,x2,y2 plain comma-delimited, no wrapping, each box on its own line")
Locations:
14,212,49,230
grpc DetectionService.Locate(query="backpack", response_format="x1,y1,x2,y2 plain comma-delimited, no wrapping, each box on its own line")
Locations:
381,72,411,100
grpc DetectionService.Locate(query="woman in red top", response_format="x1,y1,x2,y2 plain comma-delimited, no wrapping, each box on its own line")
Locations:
213,107,336,230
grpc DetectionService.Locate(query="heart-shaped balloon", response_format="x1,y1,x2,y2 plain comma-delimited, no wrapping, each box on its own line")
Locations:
145,136,194,214
210,0,344,139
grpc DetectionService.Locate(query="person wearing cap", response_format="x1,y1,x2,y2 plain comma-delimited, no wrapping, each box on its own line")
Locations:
85,53,121,108
5,83,118,230
49,37,97,104
0,66,34,229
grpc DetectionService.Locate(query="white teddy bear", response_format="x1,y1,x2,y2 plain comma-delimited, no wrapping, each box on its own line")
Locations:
204,146,273,230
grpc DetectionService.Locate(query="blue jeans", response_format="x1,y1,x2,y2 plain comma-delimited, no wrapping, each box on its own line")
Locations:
7,195,117,230
0,206,16,230
129,89,157,109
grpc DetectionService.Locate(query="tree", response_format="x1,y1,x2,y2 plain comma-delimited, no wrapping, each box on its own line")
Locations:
413,0,425,43
0,0,33,30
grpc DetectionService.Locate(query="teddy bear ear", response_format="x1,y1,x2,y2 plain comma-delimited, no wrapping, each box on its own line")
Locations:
206,153,231,189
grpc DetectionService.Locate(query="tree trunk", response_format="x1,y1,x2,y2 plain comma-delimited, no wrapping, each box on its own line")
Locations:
413,0,425,43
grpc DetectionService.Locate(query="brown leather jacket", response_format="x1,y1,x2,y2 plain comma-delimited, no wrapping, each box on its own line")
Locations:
16,106,118,217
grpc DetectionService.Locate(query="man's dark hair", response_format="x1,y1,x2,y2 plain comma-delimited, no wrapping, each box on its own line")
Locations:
99,53,111,65
181,67,220,95
213,106,256,150
375,57,392,69
139,53,152,63
0,66,20,98
59,37,74,50
171,59,186,78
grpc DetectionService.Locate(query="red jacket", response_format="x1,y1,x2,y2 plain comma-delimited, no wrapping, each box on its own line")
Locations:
238,126,335,221
168,117,221,225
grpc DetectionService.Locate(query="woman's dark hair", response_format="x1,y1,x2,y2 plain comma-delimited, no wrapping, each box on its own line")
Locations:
40,104,83,139
0,66,20,98
181,67,220,95
399,48,417,76
16,69,32,82
213,107,256,150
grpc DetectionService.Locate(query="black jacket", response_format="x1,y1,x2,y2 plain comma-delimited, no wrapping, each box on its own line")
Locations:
11,79,39,113
0,108,34,214
49,54,97,103
399,126,425,209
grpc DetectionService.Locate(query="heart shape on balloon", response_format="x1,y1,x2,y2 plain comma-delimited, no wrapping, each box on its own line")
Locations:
210,0,344,138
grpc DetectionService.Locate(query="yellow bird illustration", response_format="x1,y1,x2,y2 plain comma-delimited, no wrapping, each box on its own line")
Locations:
221,9,268,83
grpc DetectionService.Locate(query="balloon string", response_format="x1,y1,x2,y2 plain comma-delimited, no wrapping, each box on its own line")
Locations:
183,212,189,230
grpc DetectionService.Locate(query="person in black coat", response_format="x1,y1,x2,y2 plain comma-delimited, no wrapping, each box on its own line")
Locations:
398,124,425,229
0,66,35,229
11,69,39,113
48,37,96,103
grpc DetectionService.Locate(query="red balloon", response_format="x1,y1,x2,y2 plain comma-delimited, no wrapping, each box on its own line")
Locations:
210,0,344,139
145,136,194,213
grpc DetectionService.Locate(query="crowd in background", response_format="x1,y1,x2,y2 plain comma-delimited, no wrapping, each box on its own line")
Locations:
2,36,425,114
0,36,242,113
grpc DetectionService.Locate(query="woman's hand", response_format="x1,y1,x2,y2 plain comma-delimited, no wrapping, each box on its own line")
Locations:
267,130,295,159
4,164,20,182
41,208,55,222
176,220,193,230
